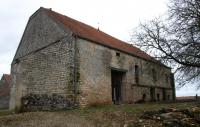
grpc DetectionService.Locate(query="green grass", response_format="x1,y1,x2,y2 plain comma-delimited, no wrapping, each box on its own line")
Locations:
0,102,198,127
60,101,198,116
0,110,13,116
0,102,197,117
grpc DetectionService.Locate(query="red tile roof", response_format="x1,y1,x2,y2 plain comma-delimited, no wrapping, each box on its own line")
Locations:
44,8,167,66
0,74,11,97
3,74,11,85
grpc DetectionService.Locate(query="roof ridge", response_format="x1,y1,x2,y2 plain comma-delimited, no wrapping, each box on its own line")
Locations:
46,9,140,48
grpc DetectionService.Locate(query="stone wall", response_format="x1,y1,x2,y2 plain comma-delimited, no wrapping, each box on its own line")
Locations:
10,34,174,110
10,36,76,110
10,8,77,110
21,94,73,111
13,8,67,61
77,38,174,106
77,38,112,106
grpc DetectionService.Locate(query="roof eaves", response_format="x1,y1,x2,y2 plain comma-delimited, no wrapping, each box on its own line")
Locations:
74,34,170,69
45,8,171,69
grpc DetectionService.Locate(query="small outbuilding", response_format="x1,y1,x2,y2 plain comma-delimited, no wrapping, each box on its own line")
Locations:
0,74,11,109
10,7,175,110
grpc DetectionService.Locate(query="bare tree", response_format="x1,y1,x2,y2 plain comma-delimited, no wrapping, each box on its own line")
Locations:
132,0,200,88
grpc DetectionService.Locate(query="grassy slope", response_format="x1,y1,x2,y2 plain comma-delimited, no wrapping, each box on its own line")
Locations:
0,102,198,127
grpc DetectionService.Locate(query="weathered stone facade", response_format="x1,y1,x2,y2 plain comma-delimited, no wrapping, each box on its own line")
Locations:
77,38,174,106
10,37,77,110
10,7,175,110
10,8,77,110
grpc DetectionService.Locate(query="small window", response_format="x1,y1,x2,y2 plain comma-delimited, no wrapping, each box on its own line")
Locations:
168,95,170,100
15,59,20,64
135,65,139,84
116,52,120,56
157,93,160,101
152,69,157,82
165,74,168,83
142,94,146,101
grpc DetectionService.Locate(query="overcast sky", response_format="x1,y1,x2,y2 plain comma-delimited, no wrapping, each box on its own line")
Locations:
0,0,199,96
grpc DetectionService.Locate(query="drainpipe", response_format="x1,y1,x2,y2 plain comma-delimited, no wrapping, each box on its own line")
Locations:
72,34,78,106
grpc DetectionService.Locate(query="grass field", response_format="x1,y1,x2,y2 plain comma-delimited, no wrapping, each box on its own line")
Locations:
0,102,199,127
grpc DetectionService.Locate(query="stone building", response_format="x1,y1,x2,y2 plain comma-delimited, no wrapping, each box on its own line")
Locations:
0,74,11,109
10,7,175,110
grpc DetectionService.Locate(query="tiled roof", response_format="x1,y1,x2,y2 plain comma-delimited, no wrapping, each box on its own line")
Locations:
44,8,166,66
3,74,11,85
0,74,11,97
